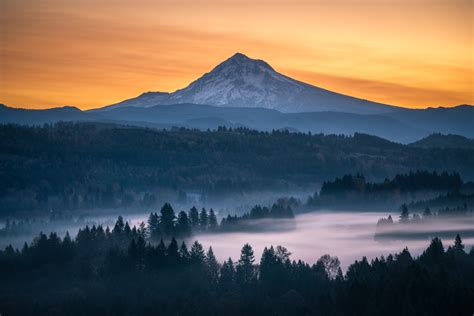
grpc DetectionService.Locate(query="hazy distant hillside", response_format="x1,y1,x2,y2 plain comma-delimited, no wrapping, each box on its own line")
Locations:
0,104,95,125
1,123,473,215
410,133,474,149
1,103,473,143
386,105,474,139
96,103,425,142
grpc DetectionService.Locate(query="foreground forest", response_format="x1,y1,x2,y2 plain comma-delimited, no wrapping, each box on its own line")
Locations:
1,123,474,215
0,215,473,315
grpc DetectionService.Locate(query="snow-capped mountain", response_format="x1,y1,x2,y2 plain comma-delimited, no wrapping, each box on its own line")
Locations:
98,53,398,114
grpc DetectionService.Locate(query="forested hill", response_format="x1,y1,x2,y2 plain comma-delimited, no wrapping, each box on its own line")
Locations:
305,171,471,210
319,171,463,196
410,133,474,149
1,123,473,215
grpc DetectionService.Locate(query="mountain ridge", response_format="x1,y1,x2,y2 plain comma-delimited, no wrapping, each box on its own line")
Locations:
95,52,400,114
1,102,473,144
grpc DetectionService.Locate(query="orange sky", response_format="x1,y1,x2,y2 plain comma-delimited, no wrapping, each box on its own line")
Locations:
1,0,472,110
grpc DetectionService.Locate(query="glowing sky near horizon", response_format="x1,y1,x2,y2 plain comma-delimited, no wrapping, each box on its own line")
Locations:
0,0,472,110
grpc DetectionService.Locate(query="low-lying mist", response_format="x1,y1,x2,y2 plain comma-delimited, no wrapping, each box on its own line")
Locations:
190,211,474,270
1,210,472,271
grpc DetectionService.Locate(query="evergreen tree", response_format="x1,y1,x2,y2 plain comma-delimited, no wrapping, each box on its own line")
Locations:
399,204,410,223
21,242,29,255
190,241,206,264
167,237,179,263
208,208,218,230
454,234,465,254
124,222,131,235
236,243,255,285
138,221,147,239
421,237,444,263
147,212,160,240
206,246,220,283
259,246,278,282
176,211,191,237
61,232,74,261
188,206,200,229
199,208,209,231
160,203,176,236
113,216,125,235
179,241,190,262
152,239,166,266
219,258,235,291
396,247,413,267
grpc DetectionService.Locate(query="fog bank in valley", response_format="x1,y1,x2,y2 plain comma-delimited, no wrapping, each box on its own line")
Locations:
1,210,472,271
192,211,474,270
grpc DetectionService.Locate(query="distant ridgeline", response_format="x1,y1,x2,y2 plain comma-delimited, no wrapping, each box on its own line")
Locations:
306,171,474,211
1,123,474,215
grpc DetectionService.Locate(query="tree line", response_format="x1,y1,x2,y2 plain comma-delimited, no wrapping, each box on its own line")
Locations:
0,218,473,315
146,203,218,239
306,171,471,210
320,171,463,195
374,203,474,241
406,190,474,211
377,204,473,227
378,202,473,226
147,201,294,239
0,201,294,239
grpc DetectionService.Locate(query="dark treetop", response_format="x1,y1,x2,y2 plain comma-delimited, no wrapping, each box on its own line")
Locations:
0,215,473,316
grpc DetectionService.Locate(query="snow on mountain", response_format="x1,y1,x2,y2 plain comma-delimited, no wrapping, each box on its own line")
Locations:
97,52,399,114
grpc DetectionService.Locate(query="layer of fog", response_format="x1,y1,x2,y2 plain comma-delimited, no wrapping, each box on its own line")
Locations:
0,189,314,248
1,210,472,271
190,211,474,270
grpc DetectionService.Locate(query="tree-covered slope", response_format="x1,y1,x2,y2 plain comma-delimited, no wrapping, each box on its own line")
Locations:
1,123,473,215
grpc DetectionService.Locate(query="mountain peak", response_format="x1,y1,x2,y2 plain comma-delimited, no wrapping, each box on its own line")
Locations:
229,52,249,60
99,53,398,114
216,52,275,72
